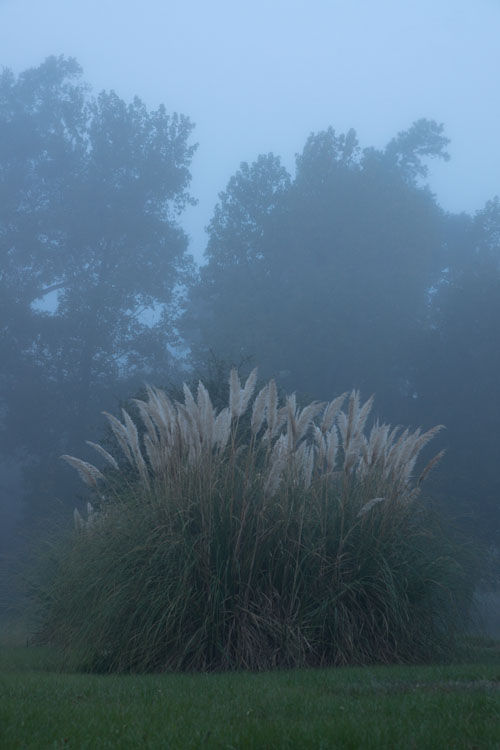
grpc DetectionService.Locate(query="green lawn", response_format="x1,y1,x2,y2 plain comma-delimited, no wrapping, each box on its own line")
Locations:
1,641,499,749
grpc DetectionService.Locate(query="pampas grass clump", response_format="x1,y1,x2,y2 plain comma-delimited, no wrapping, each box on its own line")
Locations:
35,369,472,672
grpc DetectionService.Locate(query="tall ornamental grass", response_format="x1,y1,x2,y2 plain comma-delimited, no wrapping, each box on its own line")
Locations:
35,370,473,672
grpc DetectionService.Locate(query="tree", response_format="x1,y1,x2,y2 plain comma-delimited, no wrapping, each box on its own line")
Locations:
411,199,500,549
183,121,500,555
184,122,449,416
382,118,450,183
0,56,196,525
184,153,291,365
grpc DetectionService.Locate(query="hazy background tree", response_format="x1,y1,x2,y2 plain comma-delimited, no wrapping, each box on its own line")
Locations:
183,153,291,367
411,199,500,551
0,57,196,562
185,121,448,406
183,121,498,557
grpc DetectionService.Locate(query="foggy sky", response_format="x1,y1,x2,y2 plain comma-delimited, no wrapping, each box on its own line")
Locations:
1,0,499,261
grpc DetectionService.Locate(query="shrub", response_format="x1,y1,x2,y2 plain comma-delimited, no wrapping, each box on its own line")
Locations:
35,370,473,672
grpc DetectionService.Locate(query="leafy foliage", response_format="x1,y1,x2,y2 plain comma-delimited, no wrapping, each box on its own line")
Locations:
0,56,196,525
184,123,447,407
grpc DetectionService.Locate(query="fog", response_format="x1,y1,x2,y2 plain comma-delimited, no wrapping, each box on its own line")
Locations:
0,0,499,637
1,0,500,259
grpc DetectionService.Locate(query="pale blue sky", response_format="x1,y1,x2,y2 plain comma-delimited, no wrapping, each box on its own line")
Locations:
1,0,499,260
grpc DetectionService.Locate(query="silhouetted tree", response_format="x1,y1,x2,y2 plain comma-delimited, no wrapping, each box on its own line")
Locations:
0,56,196,526
183,121,500,555
412,199,500,549
184,121,449,416
184,153,291,367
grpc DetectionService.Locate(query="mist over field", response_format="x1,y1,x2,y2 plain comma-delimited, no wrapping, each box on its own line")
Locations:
0,0,498,638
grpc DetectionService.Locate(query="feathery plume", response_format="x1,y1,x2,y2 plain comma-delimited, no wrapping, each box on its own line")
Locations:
240,368,258,415
146,386,176,440
266,379,278,439
214,407,232,451
343,428,365,474
286,394,298,451
367,422,390,467
336,410,348,446
251,384,268,435
183,383,198,424
325,429,339,473
229,369,241,419
85,441,119,471
295,401,324,444
197,381,215,447
355,394,374,437
121,408,149,487
65,377,444,535
343,390,360,449
265,436,287,496
320,393,347,434
132,399,158,447
418,449,446,485
143,433,163,474
410,425,445,461
176,403,198,455
61,455,105,488
102,412,134,466
313,425,326,467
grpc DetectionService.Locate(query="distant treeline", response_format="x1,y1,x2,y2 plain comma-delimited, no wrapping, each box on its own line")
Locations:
0,57,498,573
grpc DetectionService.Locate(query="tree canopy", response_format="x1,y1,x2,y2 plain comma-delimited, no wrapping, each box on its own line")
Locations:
184,121,448,408
0,56,196,526
182,123,499,550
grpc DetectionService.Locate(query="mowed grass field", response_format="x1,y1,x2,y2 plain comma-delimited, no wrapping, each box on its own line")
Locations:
1,638,499,749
